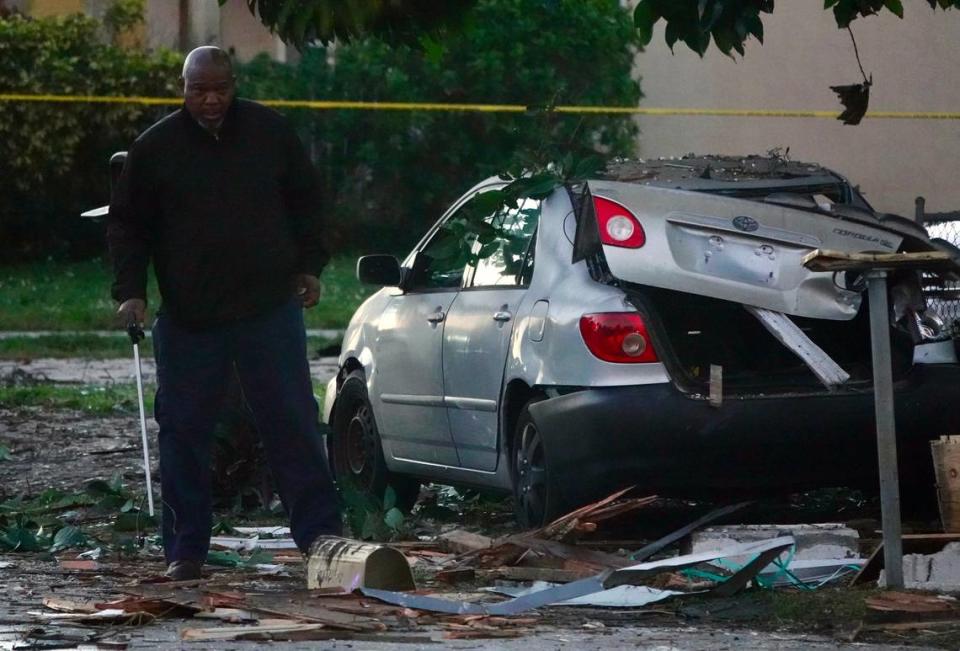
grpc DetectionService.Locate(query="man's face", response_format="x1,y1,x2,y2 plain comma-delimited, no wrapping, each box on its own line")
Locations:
183,65,235,129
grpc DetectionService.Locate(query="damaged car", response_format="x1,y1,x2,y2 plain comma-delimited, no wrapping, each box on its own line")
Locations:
324,155,960,527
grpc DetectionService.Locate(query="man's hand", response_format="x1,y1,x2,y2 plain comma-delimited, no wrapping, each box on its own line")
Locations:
117,298,147,328
295,274,322,308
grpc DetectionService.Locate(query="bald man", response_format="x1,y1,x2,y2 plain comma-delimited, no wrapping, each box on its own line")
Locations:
107,46,341,580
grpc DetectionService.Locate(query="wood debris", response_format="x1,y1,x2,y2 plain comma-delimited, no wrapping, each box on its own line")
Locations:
866,591,956,614
439,529,494,554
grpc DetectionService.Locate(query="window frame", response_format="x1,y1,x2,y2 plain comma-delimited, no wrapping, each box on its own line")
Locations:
400,182,506,295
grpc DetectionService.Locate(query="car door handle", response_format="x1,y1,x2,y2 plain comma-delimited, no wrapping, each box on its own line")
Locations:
493,311,512,323
427,310,445,324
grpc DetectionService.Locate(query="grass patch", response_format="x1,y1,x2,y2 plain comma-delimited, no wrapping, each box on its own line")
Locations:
0,334,340,360
765,587,873,627
0,256,372,331
0,334,153,359
0,384,153,415
0,382,328,415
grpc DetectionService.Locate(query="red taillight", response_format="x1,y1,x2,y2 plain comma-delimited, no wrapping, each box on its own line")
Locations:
594,196,645,248
579,313,658,363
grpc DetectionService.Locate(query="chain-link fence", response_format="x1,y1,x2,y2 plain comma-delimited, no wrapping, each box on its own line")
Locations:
924,218,960,337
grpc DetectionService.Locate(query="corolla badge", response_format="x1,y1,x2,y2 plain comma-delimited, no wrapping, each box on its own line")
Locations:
733,215,759,232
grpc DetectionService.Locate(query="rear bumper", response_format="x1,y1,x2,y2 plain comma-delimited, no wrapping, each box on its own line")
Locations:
528,364,960,507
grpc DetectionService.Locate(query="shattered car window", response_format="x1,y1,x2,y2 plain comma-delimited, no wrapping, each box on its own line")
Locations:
469,198,540,288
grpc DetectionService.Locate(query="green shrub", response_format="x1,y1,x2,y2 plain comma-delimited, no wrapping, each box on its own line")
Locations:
238,0,642,251
0,0,639,260
0,13,181,260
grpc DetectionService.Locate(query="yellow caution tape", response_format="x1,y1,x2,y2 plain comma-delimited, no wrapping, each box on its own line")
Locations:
1,93,959,119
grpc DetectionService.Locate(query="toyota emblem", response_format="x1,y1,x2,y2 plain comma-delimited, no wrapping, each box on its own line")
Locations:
733,215,759,232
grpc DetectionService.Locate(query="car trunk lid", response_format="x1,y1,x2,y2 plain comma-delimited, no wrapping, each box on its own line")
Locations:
578,180,905,321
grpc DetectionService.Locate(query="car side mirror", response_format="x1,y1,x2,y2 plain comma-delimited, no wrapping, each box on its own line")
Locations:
357,255,402,286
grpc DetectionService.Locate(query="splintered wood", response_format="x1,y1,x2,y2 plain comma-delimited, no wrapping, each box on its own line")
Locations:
29,487,660,643
450,487,658,579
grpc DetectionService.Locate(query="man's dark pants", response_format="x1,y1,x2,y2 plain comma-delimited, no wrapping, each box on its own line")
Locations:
153,298,340,563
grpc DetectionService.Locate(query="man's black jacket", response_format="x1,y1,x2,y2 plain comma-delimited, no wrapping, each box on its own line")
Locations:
107,99,328,329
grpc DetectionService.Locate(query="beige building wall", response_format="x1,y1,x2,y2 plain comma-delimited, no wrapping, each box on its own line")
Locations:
23,0,84,16
635,3,960,217
144,0,180,51
219,0,287,63
15,0,285,61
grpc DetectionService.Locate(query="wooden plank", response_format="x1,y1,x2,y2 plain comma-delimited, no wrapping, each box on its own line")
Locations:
802,249,959,273
438,530,494,554
931,436,960,532
477,566,582,583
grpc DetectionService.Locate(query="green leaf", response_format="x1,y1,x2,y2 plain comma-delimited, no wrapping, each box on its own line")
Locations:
744,14,764,42
0,445,10,462
883,0,904,17
84,480,118,497
518,176,561,200
113,512,158,532
426,233,463,261
50,525,85,552
0,525,43,552
360,512,382,540
207,549,242,567
664,18,680,49
246,550,275,566
477,240,500,259
383,485,397,511
383,507,405,532
633,0,659,46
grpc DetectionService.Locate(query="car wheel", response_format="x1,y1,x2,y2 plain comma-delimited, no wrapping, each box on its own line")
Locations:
512,399,562,528
330,372,419,511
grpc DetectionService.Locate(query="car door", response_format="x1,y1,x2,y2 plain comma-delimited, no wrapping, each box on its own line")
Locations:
442,197,541,471
371,194,490,466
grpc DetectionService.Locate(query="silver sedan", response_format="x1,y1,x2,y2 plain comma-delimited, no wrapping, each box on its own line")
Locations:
324,157,960,526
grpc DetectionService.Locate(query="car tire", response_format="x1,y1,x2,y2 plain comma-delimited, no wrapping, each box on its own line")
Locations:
330,372,419,511
512,399,564,528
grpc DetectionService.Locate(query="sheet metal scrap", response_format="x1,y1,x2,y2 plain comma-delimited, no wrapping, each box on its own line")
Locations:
306,536,416,592
629,502,751,562
361,537,795,615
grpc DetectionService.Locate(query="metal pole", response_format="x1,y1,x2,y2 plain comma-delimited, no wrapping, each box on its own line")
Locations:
128,322,156,518
132,341,155,517
866,270,903,588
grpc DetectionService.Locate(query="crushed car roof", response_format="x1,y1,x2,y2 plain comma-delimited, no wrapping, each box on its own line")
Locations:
600,154,846,189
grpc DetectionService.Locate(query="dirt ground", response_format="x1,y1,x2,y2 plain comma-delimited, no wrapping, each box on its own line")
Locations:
0,408,157,501
0,357,341,385
1,369,959,649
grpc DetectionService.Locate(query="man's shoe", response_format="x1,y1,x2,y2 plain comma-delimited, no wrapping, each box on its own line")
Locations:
165,559,203,581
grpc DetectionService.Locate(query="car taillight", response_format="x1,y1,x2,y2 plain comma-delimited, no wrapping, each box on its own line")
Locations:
594,196,645,248
579,313,658,363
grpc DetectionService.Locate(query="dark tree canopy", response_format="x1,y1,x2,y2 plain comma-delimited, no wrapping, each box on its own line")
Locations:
236,0,960,53
224,0,477,48
632,0,960,57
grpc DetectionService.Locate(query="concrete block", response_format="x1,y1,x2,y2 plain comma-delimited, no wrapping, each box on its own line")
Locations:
881,541,960,591
691,523,860,563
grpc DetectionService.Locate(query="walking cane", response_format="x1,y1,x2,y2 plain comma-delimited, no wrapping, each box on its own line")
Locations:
127,322,155,517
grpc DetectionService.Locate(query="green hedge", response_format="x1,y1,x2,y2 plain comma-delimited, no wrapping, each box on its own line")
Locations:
0,13,181,260
240,0,641,252
0,0,640,259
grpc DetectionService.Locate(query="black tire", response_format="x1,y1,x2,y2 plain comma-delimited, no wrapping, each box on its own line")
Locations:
511,399,564,528
330,372,419,511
